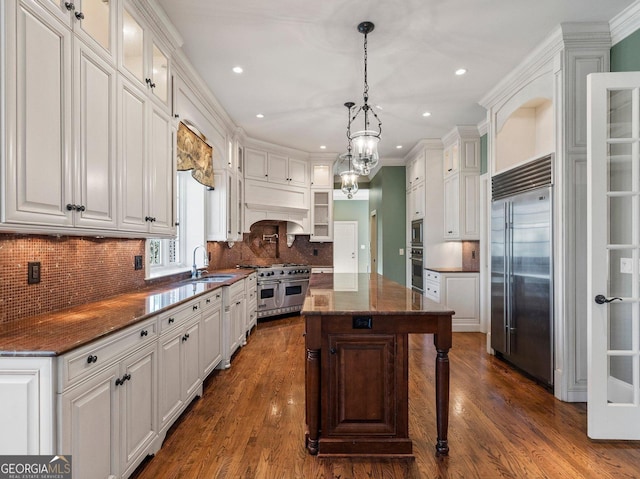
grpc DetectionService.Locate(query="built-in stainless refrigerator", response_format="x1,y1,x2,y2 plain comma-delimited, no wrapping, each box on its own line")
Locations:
491,155,553,387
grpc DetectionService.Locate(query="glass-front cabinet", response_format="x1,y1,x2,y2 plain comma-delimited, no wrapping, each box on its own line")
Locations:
35,0,115,60
120,3,170,109
311,190,333,242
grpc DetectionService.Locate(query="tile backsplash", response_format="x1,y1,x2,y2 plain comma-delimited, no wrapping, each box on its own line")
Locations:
462,240,480,271
0,225,332,324
0,234,149,324
210,221,333,269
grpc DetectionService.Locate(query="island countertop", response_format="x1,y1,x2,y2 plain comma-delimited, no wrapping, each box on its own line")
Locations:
302,273,454,316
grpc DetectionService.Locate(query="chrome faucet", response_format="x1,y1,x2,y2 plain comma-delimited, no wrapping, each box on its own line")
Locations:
191,244,208,278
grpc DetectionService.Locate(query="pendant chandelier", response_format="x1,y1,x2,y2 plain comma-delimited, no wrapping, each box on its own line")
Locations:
349,21,382,176
339,102,359,199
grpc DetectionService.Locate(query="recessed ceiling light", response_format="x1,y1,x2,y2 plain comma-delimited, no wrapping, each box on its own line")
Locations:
232,66,243,74
375,105,383,110
422,111,432,117
256,113,264,119
455,68,467,76
320,145,327,150
396,145,403,149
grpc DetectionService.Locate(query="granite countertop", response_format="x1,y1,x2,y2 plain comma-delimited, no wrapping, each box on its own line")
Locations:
303,273,454,315
424,267,480,273
0,269,253,357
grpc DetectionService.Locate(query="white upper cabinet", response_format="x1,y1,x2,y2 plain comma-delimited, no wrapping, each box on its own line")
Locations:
119,3,170,110
442,126,480,240
245,149,308,188
310,161,334,189
34,0,115,61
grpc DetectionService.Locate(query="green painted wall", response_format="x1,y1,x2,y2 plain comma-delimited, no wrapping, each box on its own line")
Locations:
480,134,488,175
369,166,406,285
611,28,640,72
334,198,370,273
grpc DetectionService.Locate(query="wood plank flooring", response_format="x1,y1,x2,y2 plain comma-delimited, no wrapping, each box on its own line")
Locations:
130,315,640,479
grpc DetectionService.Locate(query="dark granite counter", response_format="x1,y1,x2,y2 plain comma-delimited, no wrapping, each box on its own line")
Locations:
0,269,253,357
424,266,480,273
303,273,453,315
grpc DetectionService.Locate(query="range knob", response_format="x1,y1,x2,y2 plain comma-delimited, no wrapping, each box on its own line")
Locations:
288,271,293,275
259,272,265,277
280,271,285,275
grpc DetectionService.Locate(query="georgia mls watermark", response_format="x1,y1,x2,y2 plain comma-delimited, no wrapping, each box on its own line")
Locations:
0,456,72,479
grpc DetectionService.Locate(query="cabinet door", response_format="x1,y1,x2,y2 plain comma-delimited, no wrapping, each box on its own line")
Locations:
311,190,333,241
410,183,425,220
288,157,308,187
120,6,145,86
182,319,201,400
120,344,157,477
442,274,479,331
60,364,119,479
74,0,115,60
311,163,333,188
267,153,289,184
150,41,169,107
460,172,479,238
148,105,175,236
324,334,400,436
118,78,148,232
443,142,459,177
244,148,268,180
206,169,229,241
158,332,183,430
443,174,460,239
201,295,223,377
5,1,73,226
74,40,117,229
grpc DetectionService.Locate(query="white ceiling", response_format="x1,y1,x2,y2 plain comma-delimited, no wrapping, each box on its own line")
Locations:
156,0,635,160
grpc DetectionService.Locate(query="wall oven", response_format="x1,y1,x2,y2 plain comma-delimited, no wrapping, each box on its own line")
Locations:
410,247,424,292
411,219,423,247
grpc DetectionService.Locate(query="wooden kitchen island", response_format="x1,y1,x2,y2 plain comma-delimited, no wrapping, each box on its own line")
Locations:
302,273,454,457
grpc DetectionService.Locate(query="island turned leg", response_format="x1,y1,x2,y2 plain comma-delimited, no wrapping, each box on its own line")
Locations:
305,348,320,455
434,347,450,455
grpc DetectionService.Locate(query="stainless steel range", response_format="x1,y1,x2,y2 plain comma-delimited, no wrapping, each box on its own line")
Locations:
238,264,310,318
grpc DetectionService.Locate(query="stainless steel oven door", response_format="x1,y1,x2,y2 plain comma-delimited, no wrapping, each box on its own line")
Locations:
410,256,423,292
258,280,281,312
280,279,309,308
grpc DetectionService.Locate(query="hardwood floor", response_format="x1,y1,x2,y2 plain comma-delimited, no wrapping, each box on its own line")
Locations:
131,315,640,479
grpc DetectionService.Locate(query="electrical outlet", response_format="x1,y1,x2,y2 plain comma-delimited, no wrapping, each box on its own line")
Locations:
472,250,476,259
620,257,633,274
28,262,41,284
134,255,143,270
313,249,318,256
399,248,404,256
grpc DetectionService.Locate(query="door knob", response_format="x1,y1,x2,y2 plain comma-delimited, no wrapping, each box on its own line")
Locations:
594,294,623,304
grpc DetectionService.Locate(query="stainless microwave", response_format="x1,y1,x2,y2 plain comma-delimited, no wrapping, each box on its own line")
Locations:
411,219,423,246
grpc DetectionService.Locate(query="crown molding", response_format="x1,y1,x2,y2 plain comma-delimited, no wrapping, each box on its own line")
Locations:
610,0,640,45
477,118,489,137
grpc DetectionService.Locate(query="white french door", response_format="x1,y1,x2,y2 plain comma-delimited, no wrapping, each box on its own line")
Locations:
587,72,640,439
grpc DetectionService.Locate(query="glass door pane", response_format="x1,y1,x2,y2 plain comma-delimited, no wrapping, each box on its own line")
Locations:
122,8,144,83
152,43,168,103
78,0,110,51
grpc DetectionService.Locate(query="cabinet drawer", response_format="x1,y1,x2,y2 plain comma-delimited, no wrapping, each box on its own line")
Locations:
201,291,222,312
59,316,157,391
246,273,257,288
159,299,201,334
424,286,440,303
424,270,441,283
228,279,245,298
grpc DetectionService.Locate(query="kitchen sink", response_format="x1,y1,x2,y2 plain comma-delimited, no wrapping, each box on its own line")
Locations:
190,274,236,283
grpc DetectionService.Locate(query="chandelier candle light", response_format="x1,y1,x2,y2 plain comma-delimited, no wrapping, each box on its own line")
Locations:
349,21,382,175
340,101,359,199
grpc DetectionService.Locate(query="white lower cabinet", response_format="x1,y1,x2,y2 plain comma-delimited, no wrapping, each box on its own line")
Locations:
424,270,480,332
158,305,201,435
58,320,158,478
245,273,257,337
0,279,242,478
219,279,246,369
0,357,55,454
201,291,223,378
